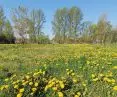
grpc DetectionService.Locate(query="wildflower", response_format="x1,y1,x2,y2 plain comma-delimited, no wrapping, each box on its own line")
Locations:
71,73,75,76
77,92,81,96
22,81,28,86
58,92,64,97
82,83,86,87
113,86,117,91
52,87,57,91
26,75,30,79
74,95,79,97
16,80,20,83
0,86,4,91
99,73,104,77
14,85,19,89
73,78,77,83
32,88,37,92
74,92,81,97
111,79,116,83
19,88,24,93
4,85,9,89
91,74,95,78
34,82,38,87
12,81,17,85
5,78,9,82
113,66,117,69
30,92,34,95
59,82,64,89
92,78,98,82
44,86,48,91
87,61,90,65
17,93,23,97
29,82,33,86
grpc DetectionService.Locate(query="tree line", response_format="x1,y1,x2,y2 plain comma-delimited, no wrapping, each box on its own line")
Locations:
0,6,117,44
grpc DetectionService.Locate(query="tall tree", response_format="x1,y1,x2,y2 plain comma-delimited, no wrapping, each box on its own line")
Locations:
30,9,45,36
52,8,68,43
80,21,92,42
96,14,112,43
12,6,31,43
0,6,5,34
67,6,83,39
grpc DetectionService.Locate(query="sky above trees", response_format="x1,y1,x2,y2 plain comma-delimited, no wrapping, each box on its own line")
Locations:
0,0,117,37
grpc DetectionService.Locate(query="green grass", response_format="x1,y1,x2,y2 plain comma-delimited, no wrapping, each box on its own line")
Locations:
0,44,117,97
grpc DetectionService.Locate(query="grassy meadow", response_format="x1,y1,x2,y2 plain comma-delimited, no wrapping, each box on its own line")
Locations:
0,44,117,97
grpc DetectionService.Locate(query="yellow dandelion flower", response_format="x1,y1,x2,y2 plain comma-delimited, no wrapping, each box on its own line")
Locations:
60,83,64,89
32,88,37,92
113,86,117,91
5,78,9,82
58,92,64,97
74,95,79,97
19,88,24,93
34,82,38,87
113,66,117,69
52,87,57,91
73,78,77,83
17,93,23,97
29,82,33,86
4,85,9,89
91,74,95,78
26,75,30,79
77,92,81,96
92,78,98,82
71,73,75,76
14,85,18,89
0,86,4,91
30,92,34,95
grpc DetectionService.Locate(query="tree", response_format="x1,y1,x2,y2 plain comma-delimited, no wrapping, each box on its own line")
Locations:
30,9,45,36
67,6,83,40
96,14,112,43
3,20,14,39
0,6,5,34
12,6,31,43
30,9,45,43
80,21,92,42
52,8,68,43
52,7,83,43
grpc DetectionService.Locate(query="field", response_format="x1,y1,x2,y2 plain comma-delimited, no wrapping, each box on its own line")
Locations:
0,44,117,97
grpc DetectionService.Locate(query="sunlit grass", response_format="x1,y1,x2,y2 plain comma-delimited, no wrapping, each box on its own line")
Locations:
0,44,117,97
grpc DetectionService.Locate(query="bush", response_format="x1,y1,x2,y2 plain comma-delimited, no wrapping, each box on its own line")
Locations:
0,33,15,44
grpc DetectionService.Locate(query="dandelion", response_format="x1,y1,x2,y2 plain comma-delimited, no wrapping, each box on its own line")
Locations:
77,92,81,96
113,86,117,91
113,66,117,69
19,88,24,93
32,88,37,92
73,78,77,83
26,75,30,79
91,74,95,78
17,93,23,97
92,78,98,82
34,82,38,87
0,86,4,91
60,82,64,89
4,85,9,89
5,78,9,82
29,82,33,86
14,85,18,89
52,87,57,91
58,92,64,97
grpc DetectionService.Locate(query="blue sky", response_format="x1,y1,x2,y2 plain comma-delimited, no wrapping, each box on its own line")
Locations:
0,0,117,37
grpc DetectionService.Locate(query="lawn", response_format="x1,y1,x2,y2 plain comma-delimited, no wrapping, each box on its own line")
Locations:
0,44,117,97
